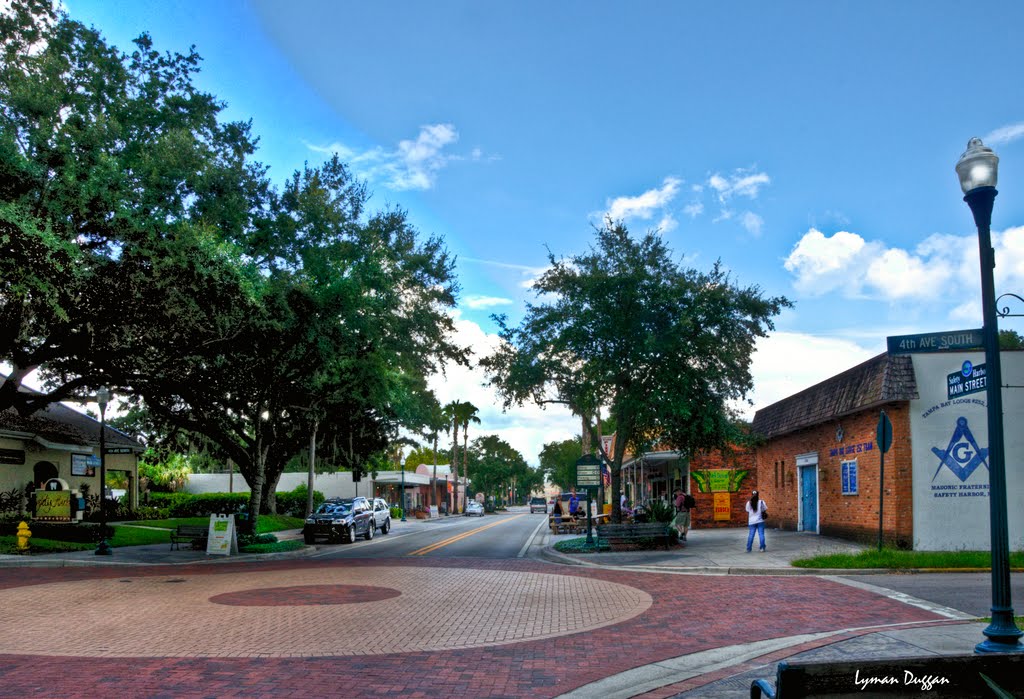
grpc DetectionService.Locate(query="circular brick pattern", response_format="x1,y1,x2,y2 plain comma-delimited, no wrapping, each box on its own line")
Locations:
210,584,402,606
2,566,652,658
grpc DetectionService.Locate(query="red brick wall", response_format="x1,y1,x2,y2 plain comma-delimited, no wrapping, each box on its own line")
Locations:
753,403,913,547
688,447,757,528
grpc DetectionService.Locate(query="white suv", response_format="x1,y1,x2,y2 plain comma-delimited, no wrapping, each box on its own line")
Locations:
370,497,392,534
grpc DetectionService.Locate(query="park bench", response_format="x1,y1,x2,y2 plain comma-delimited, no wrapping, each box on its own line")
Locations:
170,524,208,551
549,515,583,535
749,652,1024,698
596,522,671,550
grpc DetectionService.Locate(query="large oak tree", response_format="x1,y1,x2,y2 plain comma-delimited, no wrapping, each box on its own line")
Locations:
482,221,790,522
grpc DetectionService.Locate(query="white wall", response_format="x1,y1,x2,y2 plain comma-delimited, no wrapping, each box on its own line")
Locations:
910,351,1024,550
185,472,377,500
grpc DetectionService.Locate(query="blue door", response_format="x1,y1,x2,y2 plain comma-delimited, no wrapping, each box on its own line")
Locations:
800,466,818,532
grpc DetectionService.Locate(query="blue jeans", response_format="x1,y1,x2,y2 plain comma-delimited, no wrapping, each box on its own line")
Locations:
746,522,765,551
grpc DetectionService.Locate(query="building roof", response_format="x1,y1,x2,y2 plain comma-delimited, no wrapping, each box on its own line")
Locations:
0,381,141,452
751,352,918,440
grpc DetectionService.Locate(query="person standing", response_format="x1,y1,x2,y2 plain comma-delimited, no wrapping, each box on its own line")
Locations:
745,490,768,552
568,490,579,517
672,489,692,543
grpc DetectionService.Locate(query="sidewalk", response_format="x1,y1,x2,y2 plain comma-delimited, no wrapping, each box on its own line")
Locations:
538,526,1004,699
1,518,1009,699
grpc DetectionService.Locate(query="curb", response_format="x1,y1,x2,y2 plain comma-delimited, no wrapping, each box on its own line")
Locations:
0,544,320,568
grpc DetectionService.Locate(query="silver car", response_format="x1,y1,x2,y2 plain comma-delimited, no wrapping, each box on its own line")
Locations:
464,501,484,517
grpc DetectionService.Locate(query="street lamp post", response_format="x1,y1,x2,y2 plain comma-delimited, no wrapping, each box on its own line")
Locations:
95,386,112,556
400,456,407,522
956,137,1022,653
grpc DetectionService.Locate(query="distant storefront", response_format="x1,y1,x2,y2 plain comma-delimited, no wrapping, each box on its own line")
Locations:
751,350,1024,550
0,393,142,513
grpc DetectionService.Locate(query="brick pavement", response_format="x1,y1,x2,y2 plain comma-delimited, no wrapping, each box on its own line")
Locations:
0,558,944,698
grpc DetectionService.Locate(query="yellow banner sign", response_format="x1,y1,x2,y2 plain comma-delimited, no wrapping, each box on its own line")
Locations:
713,492,731,521
35,491,71,522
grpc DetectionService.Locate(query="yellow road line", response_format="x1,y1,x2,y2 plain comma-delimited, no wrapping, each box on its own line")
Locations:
409,514,526,556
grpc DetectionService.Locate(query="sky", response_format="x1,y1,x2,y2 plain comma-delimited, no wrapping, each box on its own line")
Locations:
58,0,1024,465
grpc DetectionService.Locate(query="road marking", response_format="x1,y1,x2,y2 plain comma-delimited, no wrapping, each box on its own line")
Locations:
409,514,526,556
518,516,549,558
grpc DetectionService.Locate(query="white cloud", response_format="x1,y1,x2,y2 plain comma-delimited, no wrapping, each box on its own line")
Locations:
604,177,681,222
741,331,878,419
428,312,579,466
707,168,770,202
462,295,514,310
740,211,764,236
657,214,678,233
783,228,877,296
784,225,1024,323
307,123,476,191
984,122,1024,147
683,201,704,218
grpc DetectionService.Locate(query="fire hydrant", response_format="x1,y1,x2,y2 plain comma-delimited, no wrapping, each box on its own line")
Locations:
16,521,31,552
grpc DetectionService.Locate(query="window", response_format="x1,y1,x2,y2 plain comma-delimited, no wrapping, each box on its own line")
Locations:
841,460,858,495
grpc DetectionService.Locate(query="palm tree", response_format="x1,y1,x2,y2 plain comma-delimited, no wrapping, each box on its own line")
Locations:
454,401,480,510
442,401,460,512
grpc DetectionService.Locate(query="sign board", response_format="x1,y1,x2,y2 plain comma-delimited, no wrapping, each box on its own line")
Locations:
575,454,602,488
948,361,987,399
708,470,732,492
206,514,239,556
104,447,135,454
713,492,731,521
600,435,613,456
877,412,893,454
71,453,97,477
886,328,983,355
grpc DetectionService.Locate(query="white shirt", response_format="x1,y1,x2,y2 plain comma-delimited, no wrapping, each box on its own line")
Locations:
745,498,766,525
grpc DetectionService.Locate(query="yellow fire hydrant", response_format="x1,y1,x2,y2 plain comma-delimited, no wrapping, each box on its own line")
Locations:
17,520,31,552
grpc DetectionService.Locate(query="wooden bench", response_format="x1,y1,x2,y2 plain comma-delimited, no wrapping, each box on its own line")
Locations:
750,652,1024,698
596,522,672,550
549,515,583,535
170,524,208,551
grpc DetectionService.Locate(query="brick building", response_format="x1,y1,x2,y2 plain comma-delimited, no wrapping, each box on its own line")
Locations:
751,350,1024,550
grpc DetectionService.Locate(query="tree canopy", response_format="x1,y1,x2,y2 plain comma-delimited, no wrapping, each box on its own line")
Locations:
482,220,789,521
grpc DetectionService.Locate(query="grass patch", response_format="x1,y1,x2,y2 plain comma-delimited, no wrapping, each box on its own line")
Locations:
554,537,607,554
120,514,304,534
793,548,1024,569
239,540,305,554
0,525,170,554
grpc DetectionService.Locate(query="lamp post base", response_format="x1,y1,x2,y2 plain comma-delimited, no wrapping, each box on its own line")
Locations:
95,539,113,556
976,638,1023,654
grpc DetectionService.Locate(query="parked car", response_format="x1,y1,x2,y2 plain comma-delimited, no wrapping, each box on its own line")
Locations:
303,497,375,544
464,500,485,517
529,497,547,514
370,497,392,534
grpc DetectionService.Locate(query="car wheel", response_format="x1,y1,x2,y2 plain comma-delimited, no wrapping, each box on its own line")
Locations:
346,525,357,544
365,522,374,540
381,519,390,534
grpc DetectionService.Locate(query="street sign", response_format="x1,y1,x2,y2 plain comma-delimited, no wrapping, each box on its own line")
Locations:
575,454,601,488
886,328,983,355
948,361,987,399
876,411,892,454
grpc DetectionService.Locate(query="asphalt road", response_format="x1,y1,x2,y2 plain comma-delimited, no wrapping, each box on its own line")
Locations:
311,509,548,560
842,571,1024,617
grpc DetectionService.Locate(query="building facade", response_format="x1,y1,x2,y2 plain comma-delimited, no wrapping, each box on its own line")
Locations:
751,350,1024,550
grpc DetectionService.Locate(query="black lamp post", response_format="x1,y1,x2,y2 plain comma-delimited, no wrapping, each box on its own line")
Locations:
956,137,1022,653
95,386,112,556
400,455,407,522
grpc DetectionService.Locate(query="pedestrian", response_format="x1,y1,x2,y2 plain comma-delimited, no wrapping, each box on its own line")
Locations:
745,490,768,552
552,498,564,524
568,490,579,517
672,489,691,543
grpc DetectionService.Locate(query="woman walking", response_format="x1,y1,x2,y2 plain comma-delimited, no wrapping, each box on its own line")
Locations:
745,490,768,552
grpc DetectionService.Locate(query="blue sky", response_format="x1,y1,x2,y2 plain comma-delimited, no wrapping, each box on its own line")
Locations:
62,1,1024,464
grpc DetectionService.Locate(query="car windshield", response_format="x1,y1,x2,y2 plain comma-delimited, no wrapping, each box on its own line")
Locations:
315,502,351,515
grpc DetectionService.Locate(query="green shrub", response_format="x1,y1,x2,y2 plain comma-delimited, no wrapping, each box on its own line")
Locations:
275,484,324,517
0,521,113,543
646,499,676,523
238,532,277,547
148,492,249,517
239,539,305,554
390,506,403,519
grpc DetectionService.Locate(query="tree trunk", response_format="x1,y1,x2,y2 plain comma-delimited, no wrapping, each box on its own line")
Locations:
307,421,318,516
451,422,460,513
462,427,469,505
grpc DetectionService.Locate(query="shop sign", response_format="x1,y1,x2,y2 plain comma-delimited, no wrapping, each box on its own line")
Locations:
575,454,601,488
206,514,238,556
71,453,99,477
713,492,731,521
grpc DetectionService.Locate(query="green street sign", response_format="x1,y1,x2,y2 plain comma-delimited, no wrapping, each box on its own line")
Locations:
575,453,601,488
886,328,983,355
